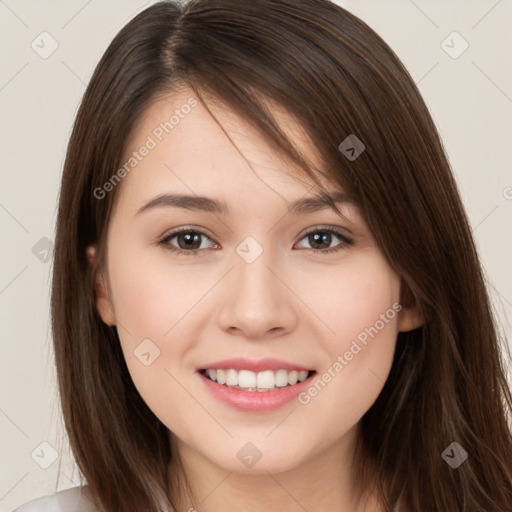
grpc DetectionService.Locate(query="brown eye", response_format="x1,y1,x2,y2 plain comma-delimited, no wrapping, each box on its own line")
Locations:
158,229,216,256
295,227,353,254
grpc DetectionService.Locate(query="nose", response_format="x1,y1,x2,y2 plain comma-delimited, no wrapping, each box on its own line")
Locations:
216,245,298,340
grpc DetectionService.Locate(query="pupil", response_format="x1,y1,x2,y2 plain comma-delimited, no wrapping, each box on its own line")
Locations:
179,233,201,250
311,232,331,249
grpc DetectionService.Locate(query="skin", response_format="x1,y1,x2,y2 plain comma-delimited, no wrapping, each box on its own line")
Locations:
87,87,423,512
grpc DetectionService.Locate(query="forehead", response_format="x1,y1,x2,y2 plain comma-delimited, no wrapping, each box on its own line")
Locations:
114,87,341,214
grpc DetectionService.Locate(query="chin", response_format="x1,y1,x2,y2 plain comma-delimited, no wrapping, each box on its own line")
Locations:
209,443,306,475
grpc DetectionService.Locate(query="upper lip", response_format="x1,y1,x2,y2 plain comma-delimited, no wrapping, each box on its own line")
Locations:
197,357,313,373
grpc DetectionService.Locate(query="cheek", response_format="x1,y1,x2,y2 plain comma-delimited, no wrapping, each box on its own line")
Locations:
299,251,401,348
108,249,209,340
296,253,400,415
296,319,399,445
107,249,219,408
107,254,201,421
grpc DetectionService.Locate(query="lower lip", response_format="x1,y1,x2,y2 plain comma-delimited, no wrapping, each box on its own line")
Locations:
197,371,316,412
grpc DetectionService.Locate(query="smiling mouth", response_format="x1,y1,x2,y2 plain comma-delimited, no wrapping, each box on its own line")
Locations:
199,368,316,392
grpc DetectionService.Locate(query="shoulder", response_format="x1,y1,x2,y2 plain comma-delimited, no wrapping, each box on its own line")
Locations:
11,486,99,512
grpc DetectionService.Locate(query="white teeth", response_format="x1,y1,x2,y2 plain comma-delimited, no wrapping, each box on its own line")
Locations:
275,369,289,387
216,369,226,385
288,370,299,385
226,369,238,386
257,370,275,389
238,370,256,388
298,370,309,382
203,368,312,390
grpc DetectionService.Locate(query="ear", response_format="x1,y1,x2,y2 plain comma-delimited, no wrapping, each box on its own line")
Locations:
397,282,425,332
86,245,116,326
398,303,424,332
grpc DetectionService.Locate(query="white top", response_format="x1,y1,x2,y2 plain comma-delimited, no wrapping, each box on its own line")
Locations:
11,486,98,512
12,485,404,511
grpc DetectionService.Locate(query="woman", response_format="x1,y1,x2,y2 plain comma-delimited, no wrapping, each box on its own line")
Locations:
13,0,512,511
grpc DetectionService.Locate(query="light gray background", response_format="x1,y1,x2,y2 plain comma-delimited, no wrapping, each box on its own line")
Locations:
1,1,511,510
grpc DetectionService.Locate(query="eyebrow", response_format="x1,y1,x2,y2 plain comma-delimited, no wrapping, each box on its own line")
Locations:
135,191,352,217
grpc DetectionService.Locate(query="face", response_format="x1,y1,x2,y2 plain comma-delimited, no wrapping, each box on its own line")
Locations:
88,87,422,476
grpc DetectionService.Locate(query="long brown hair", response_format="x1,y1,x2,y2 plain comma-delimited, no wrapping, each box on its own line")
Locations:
51,1,512,510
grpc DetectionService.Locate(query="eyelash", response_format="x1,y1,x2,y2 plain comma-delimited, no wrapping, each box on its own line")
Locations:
156,226,353,257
